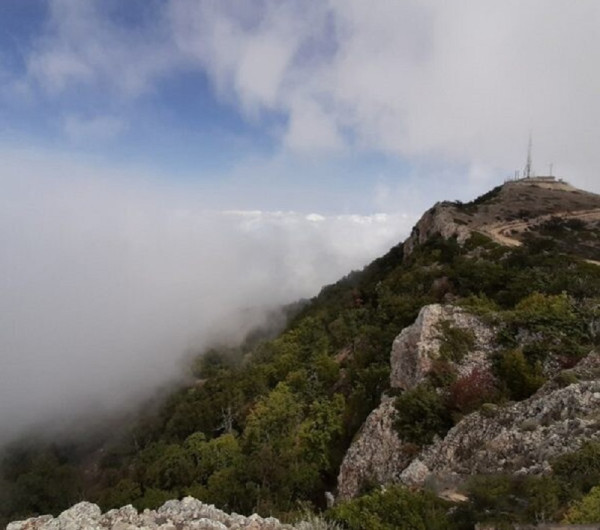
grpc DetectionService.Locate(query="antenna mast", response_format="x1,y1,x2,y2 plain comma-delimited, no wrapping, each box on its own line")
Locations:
524,135,532,178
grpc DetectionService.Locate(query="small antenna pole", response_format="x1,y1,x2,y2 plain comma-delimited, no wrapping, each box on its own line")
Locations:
524,134,532,178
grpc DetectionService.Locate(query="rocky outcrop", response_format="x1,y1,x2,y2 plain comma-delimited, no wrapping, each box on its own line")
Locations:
401,374,600,488
7,497,293,530
390,304,496,390
336,397,412,501
403,203,471,256
337,301,600,501
336,304,496,500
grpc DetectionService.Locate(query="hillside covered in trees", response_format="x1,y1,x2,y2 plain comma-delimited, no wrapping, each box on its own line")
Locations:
4,179,600,529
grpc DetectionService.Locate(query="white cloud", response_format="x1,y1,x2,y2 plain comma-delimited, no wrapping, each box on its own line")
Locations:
27,0,180,96
169,0,600,186
306,213,325,222
284,98,343,152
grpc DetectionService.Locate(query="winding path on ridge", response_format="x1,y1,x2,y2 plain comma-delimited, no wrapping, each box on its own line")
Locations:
479,208,600,265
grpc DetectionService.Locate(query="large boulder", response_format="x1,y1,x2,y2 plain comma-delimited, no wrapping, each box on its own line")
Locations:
390,304,495,390
336,397,413,501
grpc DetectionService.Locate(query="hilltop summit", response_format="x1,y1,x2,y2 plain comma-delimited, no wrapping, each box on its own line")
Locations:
405,177,600,261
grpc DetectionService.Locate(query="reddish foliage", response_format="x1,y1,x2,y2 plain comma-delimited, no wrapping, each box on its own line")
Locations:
557,355,580,370
448,368,498,413
352,289,364,308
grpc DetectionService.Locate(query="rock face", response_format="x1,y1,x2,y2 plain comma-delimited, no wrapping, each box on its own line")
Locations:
337,302,600,501
336,304,496,500
403,203,471,256
390,304,495,390
336,397,412,501
401,375,600,488
7,497,292,530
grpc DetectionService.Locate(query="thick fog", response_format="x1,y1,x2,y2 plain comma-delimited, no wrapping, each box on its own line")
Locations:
0,152,412,445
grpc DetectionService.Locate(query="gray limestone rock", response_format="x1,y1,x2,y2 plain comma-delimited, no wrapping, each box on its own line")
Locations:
401,377,600,487
336,396,413,500
7,498,299,530
403,203,472,257
390,304,495,390
337,303,600,502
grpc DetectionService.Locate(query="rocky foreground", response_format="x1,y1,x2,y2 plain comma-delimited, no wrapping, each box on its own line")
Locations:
6,497,309,530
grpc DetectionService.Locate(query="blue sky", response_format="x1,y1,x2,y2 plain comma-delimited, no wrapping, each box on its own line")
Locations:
0,2,266,171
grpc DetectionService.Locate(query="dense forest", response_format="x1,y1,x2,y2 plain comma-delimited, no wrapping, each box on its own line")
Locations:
3,190,600,529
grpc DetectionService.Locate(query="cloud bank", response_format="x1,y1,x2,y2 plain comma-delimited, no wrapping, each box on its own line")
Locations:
0,149,412,444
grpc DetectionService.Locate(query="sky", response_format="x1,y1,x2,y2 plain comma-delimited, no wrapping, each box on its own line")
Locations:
1,0,600,443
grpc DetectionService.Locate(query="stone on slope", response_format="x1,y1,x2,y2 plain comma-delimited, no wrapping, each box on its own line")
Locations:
336,396,412,501
390,304,495,390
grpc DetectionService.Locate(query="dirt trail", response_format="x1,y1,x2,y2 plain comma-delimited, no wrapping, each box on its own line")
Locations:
481,208,600,248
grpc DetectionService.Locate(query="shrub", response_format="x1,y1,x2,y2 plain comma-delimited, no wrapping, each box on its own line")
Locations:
464,232,496,251
438,321,476,363
554,371,578,388
479,402,498,418
494,348,545,400
553,442,600,501
427,359,458,388
458,185,503,210
294,512,345,530
394,384,453,445
465,474,560,526
459,293,500,317
327,485,458,530
512,292,578,333
522,475,561,523
563,485,600,524
448,368,499,414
